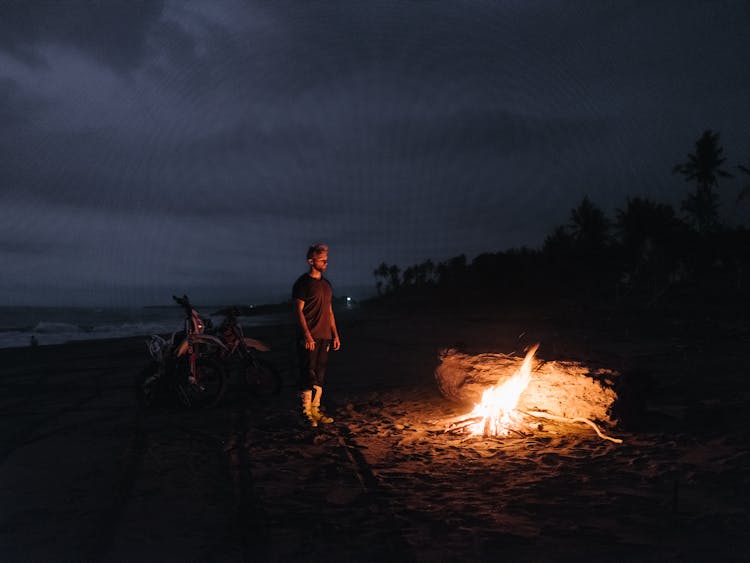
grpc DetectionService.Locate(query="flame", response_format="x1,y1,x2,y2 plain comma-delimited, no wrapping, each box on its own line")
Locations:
467,344,539,436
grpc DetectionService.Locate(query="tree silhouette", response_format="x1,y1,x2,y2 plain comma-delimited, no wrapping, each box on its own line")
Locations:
615,197,677,259
413,259,436,287
568,196,610,253
681,187,720,233
372,262,402,294
388,265,401,292
673,129,732,232
370,129,750,306
373,262,390,295
436,254,467,286
542,225,573,258
738,158,750,203
614,197,688,300
402,265,417,287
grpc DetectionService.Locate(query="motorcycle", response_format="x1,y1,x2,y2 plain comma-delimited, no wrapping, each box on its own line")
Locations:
214,307,282,397
136,295,228,409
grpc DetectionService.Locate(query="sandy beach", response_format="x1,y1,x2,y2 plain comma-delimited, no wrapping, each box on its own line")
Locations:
1,298,748,562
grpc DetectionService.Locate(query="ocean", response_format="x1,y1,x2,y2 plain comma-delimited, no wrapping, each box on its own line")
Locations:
0,305,294,349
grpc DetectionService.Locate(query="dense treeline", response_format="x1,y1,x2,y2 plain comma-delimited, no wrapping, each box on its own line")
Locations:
373,130,750,311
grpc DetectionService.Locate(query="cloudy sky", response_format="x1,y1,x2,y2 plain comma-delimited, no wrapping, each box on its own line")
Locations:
1,1,749,306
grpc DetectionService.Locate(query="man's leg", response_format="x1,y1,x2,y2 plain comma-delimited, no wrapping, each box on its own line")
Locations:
297,340,317,427
311,385,334,424
310,339,330,387
310,340,333,424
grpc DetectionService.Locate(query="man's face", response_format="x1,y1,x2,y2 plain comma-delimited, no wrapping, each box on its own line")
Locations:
310,251,329,273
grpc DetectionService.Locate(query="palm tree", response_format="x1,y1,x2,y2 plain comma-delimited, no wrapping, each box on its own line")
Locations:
681,187,720,233
542,225,573,258
673,129,732,232
613,197,687,298
373,262,403,294
414,259,435,286
387,264,401,293
615,197,677,259
568,196,610,253
373,262,390,295
738,158,750,203
436,254,467,287
402,265,417,287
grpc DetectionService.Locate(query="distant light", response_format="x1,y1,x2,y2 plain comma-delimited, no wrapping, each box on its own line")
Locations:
346,296,352,302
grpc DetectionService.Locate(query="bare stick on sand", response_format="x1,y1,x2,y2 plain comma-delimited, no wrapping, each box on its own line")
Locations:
524,410,623,444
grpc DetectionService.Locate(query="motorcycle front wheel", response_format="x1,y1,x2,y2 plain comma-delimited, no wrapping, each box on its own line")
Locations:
243,357,282,397
175,357,227,409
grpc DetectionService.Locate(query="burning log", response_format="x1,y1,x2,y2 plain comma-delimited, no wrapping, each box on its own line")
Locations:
444,416,484,433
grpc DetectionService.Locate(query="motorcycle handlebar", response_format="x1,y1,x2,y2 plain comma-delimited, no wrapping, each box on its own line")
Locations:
172,294,193,317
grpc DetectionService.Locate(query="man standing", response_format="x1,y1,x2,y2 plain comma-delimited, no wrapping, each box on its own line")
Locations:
293,243,341,427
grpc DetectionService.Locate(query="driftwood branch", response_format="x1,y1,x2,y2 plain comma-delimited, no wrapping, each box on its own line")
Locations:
444,416,483,434
524,410,623,444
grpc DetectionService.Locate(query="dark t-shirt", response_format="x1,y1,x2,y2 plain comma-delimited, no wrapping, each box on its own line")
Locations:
292,274,333,340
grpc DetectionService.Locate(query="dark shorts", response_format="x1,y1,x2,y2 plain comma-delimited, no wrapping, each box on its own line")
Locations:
298,338,330,389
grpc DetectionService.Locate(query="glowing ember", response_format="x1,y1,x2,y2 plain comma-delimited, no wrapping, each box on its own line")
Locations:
466,344,538,436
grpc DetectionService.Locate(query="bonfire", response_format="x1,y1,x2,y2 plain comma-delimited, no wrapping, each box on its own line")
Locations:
437,344,622,443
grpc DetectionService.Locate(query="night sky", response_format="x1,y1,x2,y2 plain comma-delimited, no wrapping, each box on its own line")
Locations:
2,1,749,306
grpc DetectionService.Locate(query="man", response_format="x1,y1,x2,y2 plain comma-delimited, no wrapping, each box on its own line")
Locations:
293,243,341,427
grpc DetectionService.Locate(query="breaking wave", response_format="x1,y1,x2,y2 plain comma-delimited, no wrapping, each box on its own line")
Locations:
0,307,292,349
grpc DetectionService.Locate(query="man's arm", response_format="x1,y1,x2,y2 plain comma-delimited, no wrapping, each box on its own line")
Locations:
329,304,341,350
295,299,316,350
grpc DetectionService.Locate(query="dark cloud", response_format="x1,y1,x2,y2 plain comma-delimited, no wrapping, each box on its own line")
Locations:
0,238,51,256
0,0,166,72
0,77,49,128
1,0,749,306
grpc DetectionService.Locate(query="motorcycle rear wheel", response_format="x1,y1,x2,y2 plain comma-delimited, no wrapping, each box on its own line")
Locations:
244,357,282,397
175,357,226,408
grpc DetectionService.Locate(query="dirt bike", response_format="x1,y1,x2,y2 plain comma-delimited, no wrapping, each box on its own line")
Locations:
136,295,228,409
214,307,282,397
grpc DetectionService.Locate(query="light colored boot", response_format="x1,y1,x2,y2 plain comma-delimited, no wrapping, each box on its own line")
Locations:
300,389,317,427
311,385,334,424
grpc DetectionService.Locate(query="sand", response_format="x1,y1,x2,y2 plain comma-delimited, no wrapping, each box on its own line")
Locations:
0,299,748,562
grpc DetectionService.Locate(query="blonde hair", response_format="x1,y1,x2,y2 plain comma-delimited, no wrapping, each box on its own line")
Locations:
307,243,328,260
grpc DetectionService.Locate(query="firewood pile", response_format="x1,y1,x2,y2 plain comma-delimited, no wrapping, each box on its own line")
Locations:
435,348,619,427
